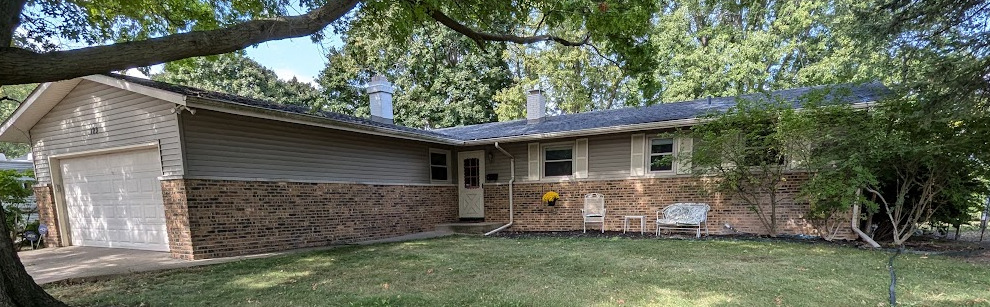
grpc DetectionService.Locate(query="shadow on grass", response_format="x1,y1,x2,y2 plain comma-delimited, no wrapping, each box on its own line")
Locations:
45,236,990,307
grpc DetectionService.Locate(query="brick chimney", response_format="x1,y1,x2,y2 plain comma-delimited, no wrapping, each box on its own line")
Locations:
526,88,546,124
366,75,394,124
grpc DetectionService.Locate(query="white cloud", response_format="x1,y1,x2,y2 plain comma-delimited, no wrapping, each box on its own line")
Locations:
272,68,316,85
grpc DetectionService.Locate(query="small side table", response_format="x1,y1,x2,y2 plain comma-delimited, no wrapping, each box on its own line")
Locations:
623,215,646,234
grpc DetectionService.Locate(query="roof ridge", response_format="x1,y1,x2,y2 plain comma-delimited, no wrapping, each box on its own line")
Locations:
435,81,886,133
100,74,886,143
100,73,458,141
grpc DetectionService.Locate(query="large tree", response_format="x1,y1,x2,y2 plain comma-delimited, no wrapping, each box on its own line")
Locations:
1,0,658,85
0,0,987,305
0,0,662,305
318,19,510,128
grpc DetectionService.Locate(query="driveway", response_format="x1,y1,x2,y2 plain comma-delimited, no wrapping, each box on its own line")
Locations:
17,231,452,284
19,247,193,284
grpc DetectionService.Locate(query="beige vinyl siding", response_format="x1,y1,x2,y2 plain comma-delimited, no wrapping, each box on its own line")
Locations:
30,80,183,184
181,110,448,184
455,143,528,184
472,132,679,183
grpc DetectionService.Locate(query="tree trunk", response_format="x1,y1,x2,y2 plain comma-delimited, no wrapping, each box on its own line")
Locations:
0,0,27,47
0,209,68,306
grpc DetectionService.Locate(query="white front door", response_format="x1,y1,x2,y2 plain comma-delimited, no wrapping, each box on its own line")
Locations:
60,149,169,251
457,150,485,218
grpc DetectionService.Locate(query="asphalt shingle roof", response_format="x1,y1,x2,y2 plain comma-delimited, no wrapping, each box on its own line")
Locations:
107,73,457,141
435,82,889,141
106,74,888,143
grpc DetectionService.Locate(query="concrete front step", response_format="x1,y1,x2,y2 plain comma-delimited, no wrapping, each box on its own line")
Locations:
436,222,504,235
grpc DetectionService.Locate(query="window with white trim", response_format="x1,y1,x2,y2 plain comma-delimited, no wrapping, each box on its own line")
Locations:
429,149,451,182
649,138,675,172
543,145,574,177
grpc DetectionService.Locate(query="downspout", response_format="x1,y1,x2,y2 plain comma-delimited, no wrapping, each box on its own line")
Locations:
852,189,881,248
485,142,514,236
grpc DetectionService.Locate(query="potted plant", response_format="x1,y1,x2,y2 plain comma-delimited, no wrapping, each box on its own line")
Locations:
542,191,560,206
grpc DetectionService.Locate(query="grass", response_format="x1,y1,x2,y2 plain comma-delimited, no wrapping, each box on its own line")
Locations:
46,236,990,306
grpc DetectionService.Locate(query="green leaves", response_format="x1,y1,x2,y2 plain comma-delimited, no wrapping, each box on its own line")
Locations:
153,52,327,110
21,0,279,50
319,16,509,128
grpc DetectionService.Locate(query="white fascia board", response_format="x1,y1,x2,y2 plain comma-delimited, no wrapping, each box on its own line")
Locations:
0,79,82,143
82,75,187,105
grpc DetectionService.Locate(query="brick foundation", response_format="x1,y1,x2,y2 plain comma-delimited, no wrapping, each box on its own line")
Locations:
32,185,62,247
168,179,459,259
483,174,856,239
161,180,194,259
40,173,856,260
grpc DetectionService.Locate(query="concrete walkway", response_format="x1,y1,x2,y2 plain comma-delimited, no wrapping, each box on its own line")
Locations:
19,231,453,284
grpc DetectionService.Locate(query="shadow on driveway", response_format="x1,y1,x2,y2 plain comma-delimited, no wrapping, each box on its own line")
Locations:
17,231,454,284
18,247,189,284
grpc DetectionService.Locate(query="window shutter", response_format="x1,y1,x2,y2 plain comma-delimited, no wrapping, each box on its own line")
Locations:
630,134,645,176
676,137,693,174
528,143,540,180
574,138,589,178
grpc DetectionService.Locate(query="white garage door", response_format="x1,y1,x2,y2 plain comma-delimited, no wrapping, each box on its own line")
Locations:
61,149,169,251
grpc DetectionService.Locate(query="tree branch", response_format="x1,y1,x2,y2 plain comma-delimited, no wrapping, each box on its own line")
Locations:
587,41,623,68
0,0,359,85
424,4,589,49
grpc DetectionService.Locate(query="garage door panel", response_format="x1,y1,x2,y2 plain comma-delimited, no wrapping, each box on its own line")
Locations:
62,149,169,252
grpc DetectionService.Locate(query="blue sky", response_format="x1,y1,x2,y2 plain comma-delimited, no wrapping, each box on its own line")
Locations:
244,36,339,85
127,37,336,84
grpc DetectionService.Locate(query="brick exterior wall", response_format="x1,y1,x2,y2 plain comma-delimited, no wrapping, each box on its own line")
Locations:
483,174,856,239
168,179,459,259
160,180,194,259
32,185,62,247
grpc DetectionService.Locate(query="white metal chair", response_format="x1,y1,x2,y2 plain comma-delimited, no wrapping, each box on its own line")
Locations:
656,203,710,238
582,193,606,233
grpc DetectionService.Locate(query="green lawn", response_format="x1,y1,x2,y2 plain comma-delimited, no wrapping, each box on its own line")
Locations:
46,236,990,306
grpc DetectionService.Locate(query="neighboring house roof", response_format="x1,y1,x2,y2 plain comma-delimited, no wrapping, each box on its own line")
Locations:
0,160,33,172
0,73,888,145
437,82,889,142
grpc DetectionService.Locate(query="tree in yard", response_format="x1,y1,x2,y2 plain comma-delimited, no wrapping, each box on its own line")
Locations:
687,97,803,237
793,0,990,247
1,0,659,86
0,0,665,304
318,19,511,128
1,170,33,247
794,95,989,246
0,169,54,306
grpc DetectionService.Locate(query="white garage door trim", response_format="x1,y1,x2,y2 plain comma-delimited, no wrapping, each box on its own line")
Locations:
51,143,169,252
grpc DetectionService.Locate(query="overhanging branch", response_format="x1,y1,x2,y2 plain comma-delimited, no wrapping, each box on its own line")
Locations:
424,5,589,48
0,0,359,85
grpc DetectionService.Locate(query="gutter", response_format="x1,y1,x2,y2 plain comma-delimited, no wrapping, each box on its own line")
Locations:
485,142,515,236
460,118,701,146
